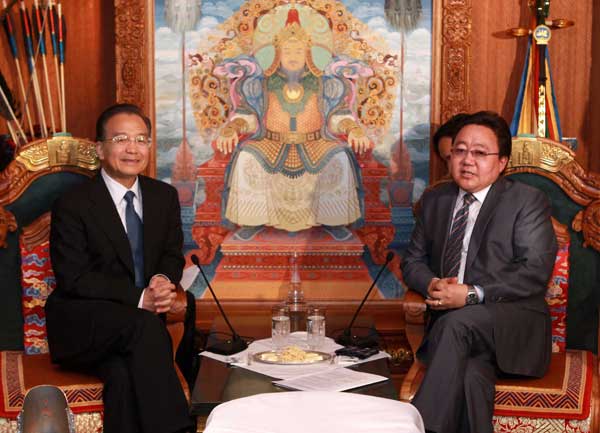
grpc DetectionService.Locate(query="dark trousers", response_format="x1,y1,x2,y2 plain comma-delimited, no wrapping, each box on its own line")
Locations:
49,300,192,433
412,306,496,433
175,290,198,388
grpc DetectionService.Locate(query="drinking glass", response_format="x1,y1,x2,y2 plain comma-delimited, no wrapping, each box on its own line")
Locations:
306,306,326,350
271,305,290,351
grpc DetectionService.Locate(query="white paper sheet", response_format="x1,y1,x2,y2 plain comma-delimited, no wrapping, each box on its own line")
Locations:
273,366,388,392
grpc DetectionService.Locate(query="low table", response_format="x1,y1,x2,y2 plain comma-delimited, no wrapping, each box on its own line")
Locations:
190,315,399,417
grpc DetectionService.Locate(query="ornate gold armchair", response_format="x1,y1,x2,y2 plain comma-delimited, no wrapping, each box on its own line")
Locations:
400,137,600,433
0,137,189,431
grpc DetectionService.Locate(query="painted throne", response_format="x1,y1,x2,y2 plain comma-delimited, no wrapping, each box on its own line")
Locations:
189,0,403,299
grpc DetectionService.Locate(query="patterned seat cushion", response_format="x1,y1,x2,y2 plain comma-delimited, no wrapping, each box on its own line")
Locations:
20,239,55,355
494,350,594,420
546,243,569,353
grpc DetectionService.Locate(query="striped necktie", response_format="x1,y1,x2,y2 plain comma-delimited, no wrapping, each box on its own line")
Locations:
124,191,144,288
443,193,476,278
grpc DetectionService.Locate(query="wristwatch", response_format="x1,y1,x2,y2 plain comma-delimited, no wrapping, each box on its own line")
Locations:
465,285,479,305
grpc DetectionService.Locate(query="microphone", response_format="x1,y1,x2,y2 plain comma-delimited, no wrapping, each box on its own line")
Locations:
335,251,395,348
191,254,248,355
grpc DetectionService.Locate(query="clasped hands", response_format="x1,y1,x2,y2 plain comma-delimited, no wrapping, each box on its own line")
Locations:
425,277,469,310
142,275,177,314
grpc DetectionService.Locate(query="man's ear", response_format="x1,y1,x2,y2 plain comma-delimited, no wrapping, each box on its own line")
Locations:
95,142,104,160
500,156,509,172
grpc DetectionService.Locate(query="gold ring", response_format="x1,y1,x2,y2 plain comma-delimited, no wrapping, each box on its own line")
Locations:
437,299,442,306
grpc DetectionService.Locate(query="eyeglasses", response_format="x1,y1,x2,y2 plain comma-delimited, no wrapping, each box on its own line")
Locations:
103,134,152,147
450,147,499,160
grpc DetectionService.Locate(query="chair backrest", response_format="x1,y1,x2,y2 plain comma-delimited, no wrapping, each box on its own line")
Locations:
505,136,600,354
0,137,99,352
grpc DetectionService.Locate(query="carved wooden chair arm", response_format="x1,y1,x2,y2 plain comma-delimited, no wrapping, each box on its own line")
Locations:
403,290,427,325
400,289,427,402
165,285,187,360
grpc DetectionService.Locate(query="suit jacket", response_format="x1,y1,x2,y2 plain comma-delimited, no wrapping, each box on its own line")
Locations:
402,177,557,377
45,174,184,361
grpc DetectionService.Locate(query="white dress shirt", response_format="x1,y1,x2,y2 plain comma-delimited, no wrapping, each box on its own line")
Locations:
450,185,492,301
101,169,143,230
100,169,146,307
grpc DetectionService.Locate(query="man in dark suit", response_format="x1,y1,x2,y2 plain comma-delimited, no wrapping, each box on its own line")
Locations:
45,104,193,433
402,111,557,433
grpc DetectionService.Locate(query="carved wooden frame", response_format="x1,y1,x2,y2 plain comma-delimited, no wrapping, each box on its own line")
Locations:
114,0,157,176
113,0,472,181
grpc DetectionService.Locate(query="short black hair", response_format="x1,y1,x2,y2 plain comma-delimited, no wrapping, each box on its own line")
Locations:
432,113,469,158
457,111,512,159
95,103,152,141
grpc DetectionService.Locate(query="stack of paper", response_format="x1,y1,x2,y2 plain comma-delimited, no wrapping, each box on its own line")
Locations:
273,367,388,392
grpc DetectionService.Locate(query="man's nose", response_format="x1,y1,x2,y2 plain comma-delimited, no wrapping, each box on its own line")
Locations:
125,141,138,152
462,150,476,164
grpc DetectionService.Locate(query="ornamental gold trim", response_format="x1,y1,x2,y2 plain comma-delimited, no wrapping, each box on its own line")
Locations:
16,137,99,171
508,136,574,173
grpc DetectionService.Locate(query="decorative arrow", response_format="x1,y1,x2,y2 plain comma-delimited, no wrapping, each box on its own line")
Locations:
32,0,56,133
1,0,34,138
19,0,47,137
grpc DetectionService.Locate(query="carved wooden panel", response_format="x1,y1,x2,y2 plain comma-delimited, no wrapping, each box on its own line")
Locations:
439,0,471,122
0,206,17,249
114,0,156,175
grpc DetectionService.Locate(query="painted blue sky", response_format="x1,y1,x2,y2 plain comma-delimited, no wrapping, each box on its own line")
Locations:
155,0,431,31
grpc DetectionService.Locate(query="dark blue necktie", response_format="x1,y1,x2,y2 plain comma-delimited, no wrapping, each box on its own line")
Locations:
124,191,144,288
443,193,476,277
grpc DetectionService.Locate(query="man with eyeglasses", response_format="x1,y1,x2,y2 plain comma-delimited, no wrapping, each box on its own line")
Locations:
45,104,193,433
402,111,557,433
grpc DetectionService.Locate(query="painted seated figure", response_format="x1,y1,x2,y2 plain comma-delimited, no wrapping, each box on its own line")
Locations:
214,4,373,241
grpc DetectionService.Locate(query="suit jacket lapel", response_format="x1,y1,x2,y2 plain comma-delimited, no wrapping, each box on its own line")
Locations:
465,177,508,272
140,176,159,282
438,183,459,277
89,175,135,276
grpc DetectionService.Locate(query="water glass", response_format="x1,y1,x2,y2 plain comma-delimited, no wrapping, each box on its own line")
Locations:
271,305,290,351
306,306,326,350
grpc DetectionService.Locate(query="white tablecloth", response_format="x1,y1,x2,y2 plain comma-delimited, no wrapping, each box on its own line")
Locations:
203,391,425,433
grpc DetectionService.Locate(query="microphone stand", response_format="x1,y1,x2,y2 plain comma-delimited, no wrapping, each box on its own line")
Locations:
191,254,248,355
335,252,394,348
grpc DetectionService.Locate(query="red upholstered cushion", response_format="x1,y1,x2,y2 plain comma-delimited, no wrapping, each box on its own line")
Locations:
494,350,593,421
0,351,103,419
19,239,55,355
546,243,569,353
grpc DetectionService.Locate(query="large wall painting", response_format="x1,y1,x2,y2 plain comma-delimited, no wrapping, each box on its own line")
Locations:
152,0,432,300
